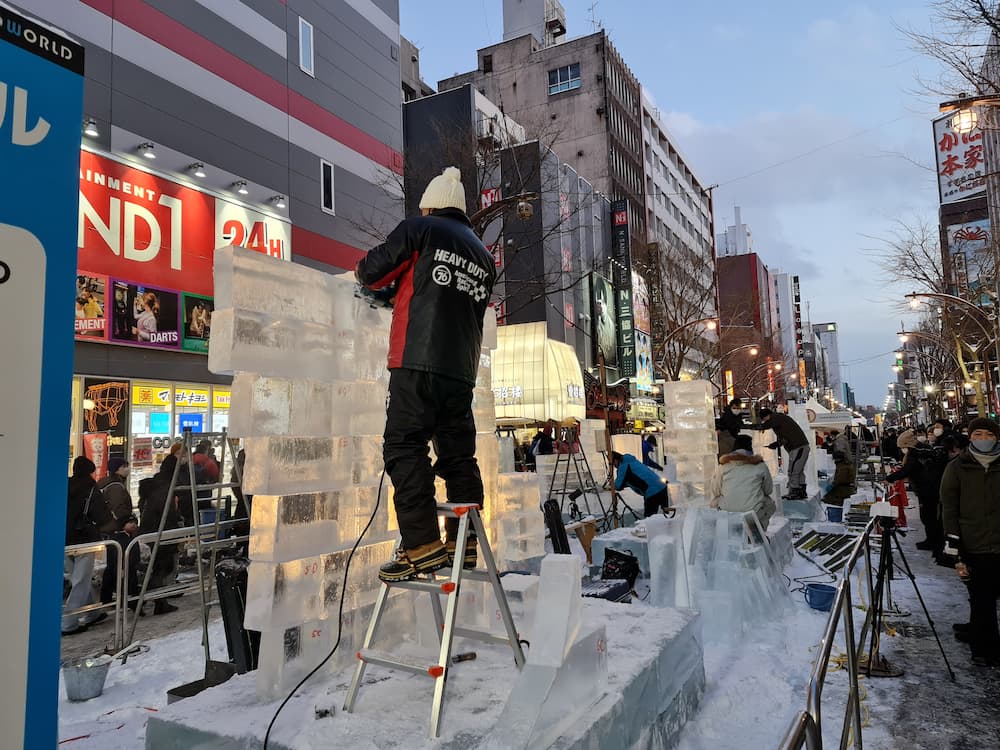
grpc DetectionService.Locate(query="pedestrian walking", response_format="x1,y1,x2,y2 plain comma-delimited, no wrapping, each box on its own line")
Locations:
355,166,497,582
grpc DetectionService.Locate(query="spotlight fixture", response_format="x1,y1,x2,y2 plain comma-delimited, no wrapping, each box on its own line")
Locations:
190,162,206,178
233,180,249,195
138,142,156,159
271,194,287,209
83,118,99,138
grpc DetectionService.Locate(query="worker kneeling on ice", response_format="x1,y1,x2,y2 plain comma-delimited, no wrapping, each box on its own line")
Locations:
355,167,497,582
611,451,670,517
709,434,776,531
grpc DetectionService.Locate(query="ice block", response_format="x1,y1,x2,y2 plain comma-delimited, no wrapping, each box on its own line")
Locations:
527,554,583,667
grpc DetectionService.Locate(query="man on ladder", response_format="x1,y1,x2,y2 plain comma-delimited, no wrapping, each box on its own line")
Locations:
356,166,497,582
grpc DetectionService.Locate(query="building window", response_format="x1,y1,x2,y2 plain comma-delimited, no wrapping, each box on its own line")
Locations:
482,54,493,73
321,159,335,214
547,63,581,95
299,17,314,76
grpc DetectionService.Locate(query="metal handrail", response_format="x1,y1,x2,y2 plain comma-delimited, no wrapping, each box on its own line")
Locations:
777,516,878,750
118,519,249,649
63,538,124,649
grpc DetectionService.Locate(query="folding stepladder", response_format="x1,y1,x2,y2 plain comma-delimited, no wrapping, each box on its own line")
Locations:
343,503,526,738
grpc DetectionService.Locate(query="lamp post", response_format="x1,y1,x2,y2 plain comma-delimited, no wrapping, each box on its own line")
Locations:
740,360,782,400
898,328,985,417
654,316,718,378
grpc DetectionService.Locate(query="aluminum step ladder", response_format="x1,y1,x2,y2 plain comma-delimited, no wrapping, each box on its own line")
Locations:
343,503,526,738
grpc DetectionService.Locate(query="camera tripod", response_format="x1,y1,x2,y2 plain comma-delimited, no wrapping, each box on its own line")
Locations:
863,516,956,681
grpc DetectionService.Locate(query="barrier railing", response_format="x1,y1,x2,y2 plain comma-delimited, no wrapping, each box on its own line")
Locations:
62,521,249,651
778,516,878,750
62,538,124,648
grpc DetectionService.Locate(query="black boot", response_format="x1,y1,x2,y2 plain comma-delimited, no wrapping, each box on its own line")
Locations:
153,599,178,615
378,541,449,583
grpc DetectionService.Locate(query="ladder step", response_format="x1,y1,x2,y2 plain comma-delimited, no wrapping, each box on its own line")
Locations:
390,579,457,595
435,503,483,518
451,626,521,647
358,648,444,678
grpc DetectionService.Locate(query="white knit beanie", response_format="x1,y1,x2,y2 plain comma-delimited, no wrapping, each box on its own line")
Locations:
419,166,467,212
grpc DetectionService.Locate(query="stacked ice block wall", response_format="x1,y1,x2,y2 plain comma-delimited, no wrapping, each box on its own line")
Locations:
210,246,537,699
662,380,718,506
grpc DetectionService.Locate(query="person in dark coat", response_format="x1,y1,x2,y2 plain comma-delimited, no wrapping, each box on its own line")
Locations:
887,428,947,558
64,456,113,634
355,166,497,582
642,434,663,470
940,417,1000,667
717,398,745,439
750,408,810,499
138,454,182,614
97,457,134,534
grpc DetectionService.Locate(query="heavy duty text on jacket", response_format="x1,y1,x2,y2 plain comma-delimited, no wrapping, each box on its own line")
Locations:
356,208,496,386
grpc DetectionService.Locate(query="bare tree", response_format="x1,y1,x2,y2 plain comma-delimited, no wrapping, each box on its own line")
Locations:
871,219,951,301
643,235,717,380
901,0,1000,96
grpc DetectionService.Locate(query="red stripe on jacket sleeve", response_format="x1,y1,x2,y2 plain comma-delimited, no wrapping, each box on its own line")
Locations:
368,256,412,291
386,252,419,369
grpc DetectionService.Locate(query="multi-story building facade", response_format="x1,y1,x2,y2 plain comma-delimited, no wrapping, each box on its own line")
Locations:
402,84,610,373
438,0,716,386
640,91,717,379
716,205,753,257
22,0,404,482
812,322,843,401
772,271,805,401
717,253,782,404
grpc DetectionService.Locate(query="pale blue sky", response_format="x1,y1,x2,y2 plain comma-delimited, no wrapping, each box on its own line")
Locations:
402,2,951,405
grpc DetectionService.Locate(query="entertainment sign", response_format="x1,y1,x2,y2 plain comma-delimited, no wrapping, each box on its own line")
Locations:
76,151,291,353
611,199,635,377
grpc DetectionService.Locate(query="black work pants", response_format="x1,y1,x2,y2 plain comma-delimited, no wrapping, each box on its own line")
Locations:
644,488,670,518
965,553,1000,658
383,369,483,549
917,495,944,552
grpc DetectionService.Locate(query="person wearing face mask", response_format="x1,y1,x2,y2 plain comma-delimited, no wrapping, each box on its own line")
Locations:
717,398,745,441
940,417,1000,667
930,419,953,447
886,428,947,558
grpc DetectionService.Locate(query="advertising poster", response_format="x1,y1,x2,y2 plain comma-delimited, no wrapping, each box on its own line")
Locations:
182,293,214,353
110,280,181,349
631,271,650,335
83,378,131,456
74,272,107,339
591,273,618,368
946,219,992,303
634,330,654,393
82,431,110,481
132,437,154,469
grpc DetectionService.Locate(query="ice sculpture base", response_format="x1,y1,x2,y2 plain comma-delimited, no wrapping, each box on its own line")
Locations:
144,601,704,750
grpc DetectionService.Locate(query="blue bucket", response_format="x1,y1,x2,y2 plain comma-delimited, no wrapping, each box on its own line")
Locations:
824,504,843,523
804,583,836,612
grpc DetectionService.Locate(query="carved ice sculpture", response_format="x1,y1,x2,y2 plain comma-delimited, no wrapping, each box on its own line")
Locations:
661,380,718,506
209,246,547,699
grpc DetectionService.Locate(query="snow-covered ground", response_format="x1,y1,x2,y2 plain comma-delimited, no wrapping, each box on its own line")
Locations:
57,486,1000,749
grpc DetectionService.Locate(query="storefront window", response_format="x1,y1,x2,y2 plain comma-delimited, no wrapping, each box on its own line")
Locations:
175,384,210,435
130,381,174,499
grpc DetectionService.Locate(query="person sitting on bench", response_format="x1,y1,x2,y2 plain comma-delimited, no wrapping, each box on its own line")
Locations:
611,451,669,517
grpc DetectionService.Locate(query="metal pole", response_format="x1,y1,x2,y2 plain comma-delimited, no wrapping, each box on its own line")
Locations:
598,348,620,527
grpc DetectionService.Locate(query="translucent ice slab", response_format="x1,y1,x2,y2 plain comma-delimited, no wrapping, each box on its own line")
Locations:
242,436,352,495
528,554,583,668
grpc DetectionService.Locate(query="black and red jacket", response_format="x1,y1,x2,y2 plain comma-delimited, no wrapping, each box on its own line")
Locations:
356,208,496,386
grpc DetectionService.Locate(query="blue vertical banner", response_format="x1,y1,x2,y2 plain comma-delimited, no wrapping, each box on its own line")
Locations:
0,4,84,747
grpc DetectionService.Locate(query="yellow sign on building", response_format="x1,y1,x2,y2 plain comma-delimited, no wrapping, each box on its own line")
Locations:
131,383,171,407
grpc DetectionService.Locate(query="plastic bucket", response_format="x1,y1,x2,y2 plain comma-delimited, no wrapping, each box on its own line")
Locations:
824,504,844,523
62,654,112,701
804,583,837,612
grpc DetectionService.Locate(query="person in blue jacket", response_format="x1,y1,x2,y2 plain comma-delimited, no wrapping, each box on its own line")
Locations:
612,451,670,517
642,434,663,470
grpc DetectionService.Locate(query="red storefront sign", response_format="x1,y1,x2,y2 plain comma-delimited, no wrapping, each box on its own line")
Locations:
82,432,110,481
78,151,290,298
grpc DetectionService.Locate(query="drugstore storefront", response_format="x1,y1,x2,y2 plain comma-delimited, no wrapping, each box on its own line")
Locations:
69,149,290,493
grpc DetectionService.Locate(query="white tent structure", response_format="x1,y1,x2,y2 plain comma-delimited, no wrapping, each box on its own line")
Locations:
492,322,586,424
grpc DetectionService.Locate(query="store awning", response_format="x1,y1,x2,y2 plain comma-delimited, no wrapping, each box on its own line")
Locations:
492,322,586,424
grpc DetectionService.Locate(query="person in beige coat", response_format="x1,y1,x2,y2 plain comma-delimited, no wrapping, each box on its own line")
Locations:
709,434,776,531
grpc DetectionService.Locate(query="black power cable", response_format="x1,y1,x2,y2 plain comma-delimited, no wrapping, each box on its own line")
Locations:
262,470,386,749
